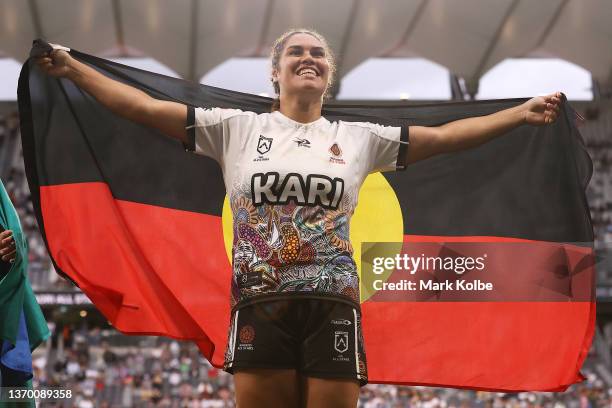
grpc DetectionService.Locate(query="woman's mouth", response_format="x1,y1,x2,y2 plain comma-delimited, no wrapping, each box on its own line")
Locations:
297,67,318,78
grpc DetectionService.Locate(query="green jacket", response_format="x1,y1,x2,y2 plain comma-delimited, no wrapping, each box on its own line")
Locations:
0,179,50,406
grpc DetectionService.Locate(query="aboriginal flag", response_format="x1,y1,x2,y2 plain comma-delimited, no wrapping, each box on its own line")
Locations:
18,40,595,391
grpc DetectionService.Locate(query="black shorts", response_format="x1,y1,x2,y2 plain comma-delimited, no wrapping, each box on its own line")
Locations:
223,297,368,386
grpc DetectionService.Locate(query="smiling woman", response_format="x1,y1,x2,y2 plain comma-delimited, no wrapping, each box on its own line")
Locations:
269,29,337,115
34,26,563,408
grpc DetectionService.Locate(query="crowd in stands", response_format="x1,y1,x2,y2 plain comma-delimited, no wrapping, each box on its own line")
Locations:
3,106,612,406
35,325,235,407
581,107,612,252
0,112,73,291
32,325,612,407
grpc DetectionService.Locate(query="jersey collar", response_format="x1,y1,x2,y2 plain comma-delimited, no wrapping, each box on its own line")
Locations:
272,110,329,130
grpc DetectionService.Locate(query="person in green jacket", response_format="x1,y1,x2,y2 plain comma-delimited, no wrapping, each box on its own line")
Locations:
0,178,49,405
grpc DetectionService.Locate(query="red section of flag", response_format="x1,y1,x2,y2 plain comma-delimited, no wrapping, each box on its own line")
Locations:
39,182,595,390
40,182,231,366
361,301,595,391
360,236,595,390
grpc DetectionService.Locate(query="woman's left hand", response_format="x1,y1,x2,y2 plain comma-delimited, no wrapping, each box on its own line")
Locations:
524,92,562,126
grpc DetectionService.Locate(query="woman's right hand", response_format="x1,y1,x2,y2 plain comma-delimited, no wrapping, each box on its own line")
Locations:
34,49,72,78
31,46,188,143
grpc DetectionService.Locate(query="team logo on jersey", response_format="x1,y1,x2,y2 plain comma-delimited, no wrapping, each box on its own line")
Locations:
329,143,342,157
334,331,349,353
329,143,345,164
257,135,273,155
294,138,311,148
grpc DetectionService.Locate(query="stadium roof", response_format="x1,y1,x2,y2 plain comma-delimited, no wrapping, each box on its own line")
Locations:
1,0,610,95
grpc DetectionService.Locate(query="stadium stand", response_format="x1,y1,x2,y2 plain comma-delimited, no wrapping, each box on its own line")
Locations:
28,325,612,407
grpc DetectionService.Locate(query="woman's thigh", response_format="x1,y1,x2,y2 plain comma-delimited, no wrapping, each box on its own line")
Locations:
302,377,360,408
234,368,301,408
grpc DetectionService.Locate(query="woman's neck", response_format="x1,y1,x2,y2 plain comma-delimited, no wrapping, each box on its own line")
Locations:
278,95,322,124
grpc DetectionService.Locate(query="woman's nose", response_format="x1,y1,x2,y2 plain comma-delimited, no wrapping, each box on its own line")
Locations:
301,52,315,63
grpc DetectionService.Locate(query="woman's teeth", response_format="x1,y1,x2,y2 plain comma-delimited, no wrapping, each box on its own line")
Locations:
298,69,317,76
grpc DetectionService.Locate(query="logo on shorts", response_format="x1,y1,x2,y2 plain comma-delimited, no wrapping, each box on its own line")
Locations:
239,325,256,344
331,319,352,326
358,353,367,376
334,331,349,353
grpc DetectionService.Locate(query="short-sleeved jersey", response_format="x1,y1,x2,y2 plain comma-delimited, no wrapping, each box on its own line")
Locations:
186,107,408,310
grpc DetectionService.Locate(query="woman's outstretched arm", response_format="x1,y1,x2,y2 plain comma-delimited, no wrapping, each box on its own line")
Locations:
405,92,562,164
34,49,188,143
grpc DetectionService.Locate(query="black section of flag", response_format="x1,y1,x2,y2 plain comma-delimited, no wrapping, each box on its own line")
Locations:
20,40,593,243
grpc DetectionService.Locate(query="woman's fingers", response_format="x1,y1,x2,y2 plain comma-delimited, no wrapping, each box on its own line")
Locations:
35,53,58,70
0,231,13,246
544,93,562,106
534,92,562,125
1,235,15,251
546,103,559,114
35,57,52,71
0,243,15,257
34,55,50,63
1,237,15,246
1,248,16,262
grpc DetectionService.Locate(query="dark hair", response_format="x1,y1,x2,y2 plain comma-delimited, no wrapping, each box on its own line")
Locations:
270,28,337,111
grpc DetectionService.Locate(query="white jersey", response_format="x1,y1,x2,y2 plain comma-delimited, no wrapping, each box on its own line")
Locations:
186,107,408,309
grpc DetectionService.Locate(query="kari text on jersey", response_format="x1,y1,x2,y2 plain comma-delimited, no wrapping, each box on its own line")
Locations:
251,172,344,210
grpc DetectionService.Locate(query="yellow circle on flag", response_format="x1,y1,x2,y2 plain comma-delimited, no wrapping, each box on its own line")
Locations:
221,172,404,303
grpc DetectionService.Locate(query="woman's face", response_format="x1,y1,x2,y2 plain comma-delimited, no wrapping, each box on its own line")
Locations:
273,33,330,99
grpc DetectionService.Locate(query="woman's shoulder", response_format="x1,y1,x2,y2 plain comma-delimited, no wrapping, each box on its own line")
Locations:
193,106,266,125
338,119,388,134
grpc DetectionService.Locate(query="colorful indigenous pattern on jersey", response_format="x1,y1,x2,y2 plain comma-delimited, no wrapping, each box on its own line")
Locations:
186,108,408,308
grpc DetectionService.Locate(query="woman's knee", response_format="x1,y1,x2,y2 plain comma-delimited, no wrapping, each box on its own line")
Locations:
303,377,360,408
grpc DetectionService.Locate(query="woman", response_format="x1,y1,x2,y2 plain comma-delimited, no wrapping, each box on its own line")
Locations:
35,29,561,408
